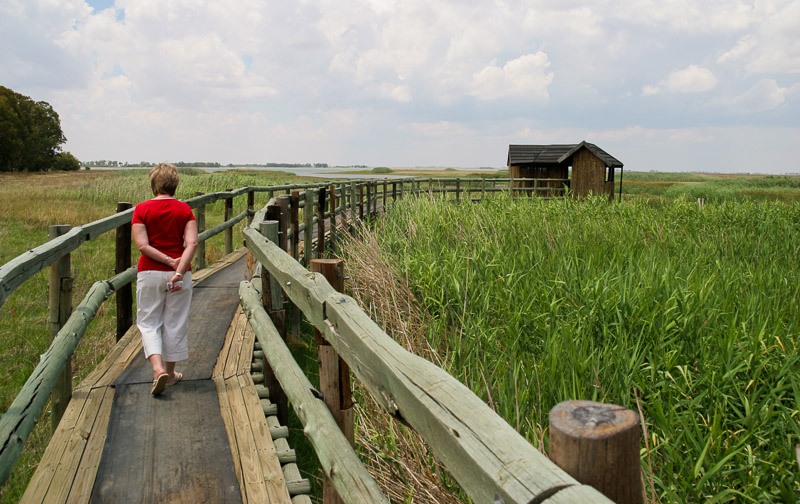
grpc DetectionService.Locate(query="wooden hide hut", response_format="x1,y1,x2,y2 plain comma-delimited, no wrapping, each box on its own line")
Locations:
507,141,624,200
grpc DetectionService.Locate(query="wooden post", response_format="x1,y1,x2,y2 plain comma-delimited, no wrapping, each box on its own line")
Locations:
482,177,486,201
310,259,353,504
350,181,357,224
358,183,364,221
456,178,461,202
224,189,233,254
115,202,133,342
392,181,397,202
549,400,642,504
317,187,326,258
304,189,314,265
260,220,289,425
194,192,206,270
382,179,387,211
329,184,337,249
247,190,255,224
277,196,290,252
338,182,346,229
373,181,378,215
290,191,300,261
48,224,73,432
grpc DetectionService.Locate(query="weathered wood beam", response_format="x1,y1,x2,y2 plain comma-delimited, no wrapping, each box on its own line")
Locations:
197,209,249,243
240,281,389,504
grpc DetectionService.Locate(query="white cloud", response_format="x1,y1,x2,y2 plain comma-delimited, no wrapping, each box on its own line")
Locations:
723,79,795,113
715,1,800,74
470,53,554,101
643,65,717,95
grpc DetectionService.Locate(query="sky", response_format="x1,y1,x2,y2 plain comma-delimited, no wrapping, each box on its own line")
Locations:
1,0,798,173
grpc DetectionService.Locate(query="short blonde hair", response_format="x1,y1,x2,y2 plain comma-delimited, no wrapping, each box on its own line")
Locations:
150,163,180,196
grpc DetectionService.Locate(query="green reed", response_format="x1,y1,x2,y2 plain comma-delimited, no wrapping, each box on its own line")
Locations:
369,194,800,502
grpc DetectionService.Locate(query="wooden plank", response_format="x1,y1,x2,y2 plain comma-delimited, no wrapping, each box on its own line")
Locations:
213,313,240,380
236,312,255,376
91,381,241,503
225,377,271,504
38,387,107,503
237,374,292,504
66,387,115,504
19,388,91,503
214,376,247,502
224,310,247,380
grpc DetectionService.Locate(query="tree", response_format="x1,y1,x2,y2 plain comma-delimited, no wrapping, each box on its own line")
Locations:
0,86,70,172
52,152,81,171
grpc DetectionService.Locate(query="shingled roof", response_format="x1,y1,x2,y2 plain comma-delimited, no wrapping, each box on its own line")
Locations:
508,141,623,168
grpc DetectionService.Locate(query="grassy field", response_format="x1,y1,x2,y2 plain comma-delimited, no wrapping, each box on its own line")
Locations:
621,171,800,203
340,187,800,502
0,168,310,501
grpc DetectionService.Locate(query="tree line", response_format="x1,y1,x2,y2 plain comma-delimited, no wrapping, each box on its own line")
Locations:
0,86,80,172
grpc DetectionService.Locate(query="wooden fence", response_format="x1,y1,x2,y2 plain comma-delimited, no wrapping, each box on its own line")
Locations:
0,176,637,503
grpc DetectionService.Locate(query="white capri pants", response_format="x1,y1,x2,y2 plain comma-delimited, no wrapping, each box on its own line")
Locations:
136,270,192,362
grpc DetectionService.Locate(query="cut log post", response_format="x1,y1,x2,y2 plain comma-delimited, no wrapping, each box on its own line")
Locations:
392,181,397,202
194,192,206,270
115,202,133,342
260,220,289,425
310,259,352,504
549,400,643,504
48,225,73,432
224,188,234,254
382,179,387,211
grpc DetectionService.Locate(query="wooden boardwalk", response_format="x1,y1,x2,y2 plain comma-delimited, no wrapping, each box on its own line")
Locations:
20,249,298,504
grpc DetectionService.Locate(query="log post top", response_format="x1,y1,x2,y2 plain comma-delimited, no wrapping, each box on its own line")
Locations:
549,400,639,439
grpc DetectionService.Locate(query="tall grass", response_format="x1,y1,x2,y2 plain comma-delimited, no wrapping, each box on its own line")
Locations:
344,194,800,503
621,172,800,202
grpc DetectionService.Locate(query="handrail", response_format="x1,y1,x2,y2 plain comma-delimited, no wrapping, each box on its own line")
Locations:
0,266,136,484
240,281,389,503
241,225,611,503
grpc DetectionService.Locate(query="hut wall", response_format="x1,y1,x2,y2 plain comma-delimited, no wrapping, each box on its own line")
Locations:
571,149,606,197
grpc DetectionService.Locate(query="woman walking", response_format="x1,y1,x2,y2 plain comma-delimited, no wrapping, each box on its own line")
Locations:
132,163,198,395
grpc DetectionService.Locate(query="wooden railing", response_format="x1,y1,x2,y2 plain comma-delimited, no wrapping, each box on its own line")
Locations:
0,179,404,485
0,176,634,503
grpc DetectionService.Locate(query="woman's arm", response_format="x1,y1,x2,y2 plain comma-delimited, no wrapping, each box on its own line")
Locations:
173,220,198,277
132,223,179,269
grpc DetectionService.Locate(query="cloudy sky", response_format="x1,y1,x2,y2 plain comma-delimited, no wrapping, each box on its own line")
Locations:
2,0,798,172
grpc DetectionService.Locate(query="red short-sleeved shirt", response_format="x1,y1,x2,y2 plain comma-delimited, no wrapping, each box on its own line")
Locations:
132,198,195,272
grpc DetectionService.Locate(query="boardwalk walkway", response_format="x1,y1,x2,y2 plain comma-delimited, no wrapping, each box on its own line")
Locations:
20,249,295,504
